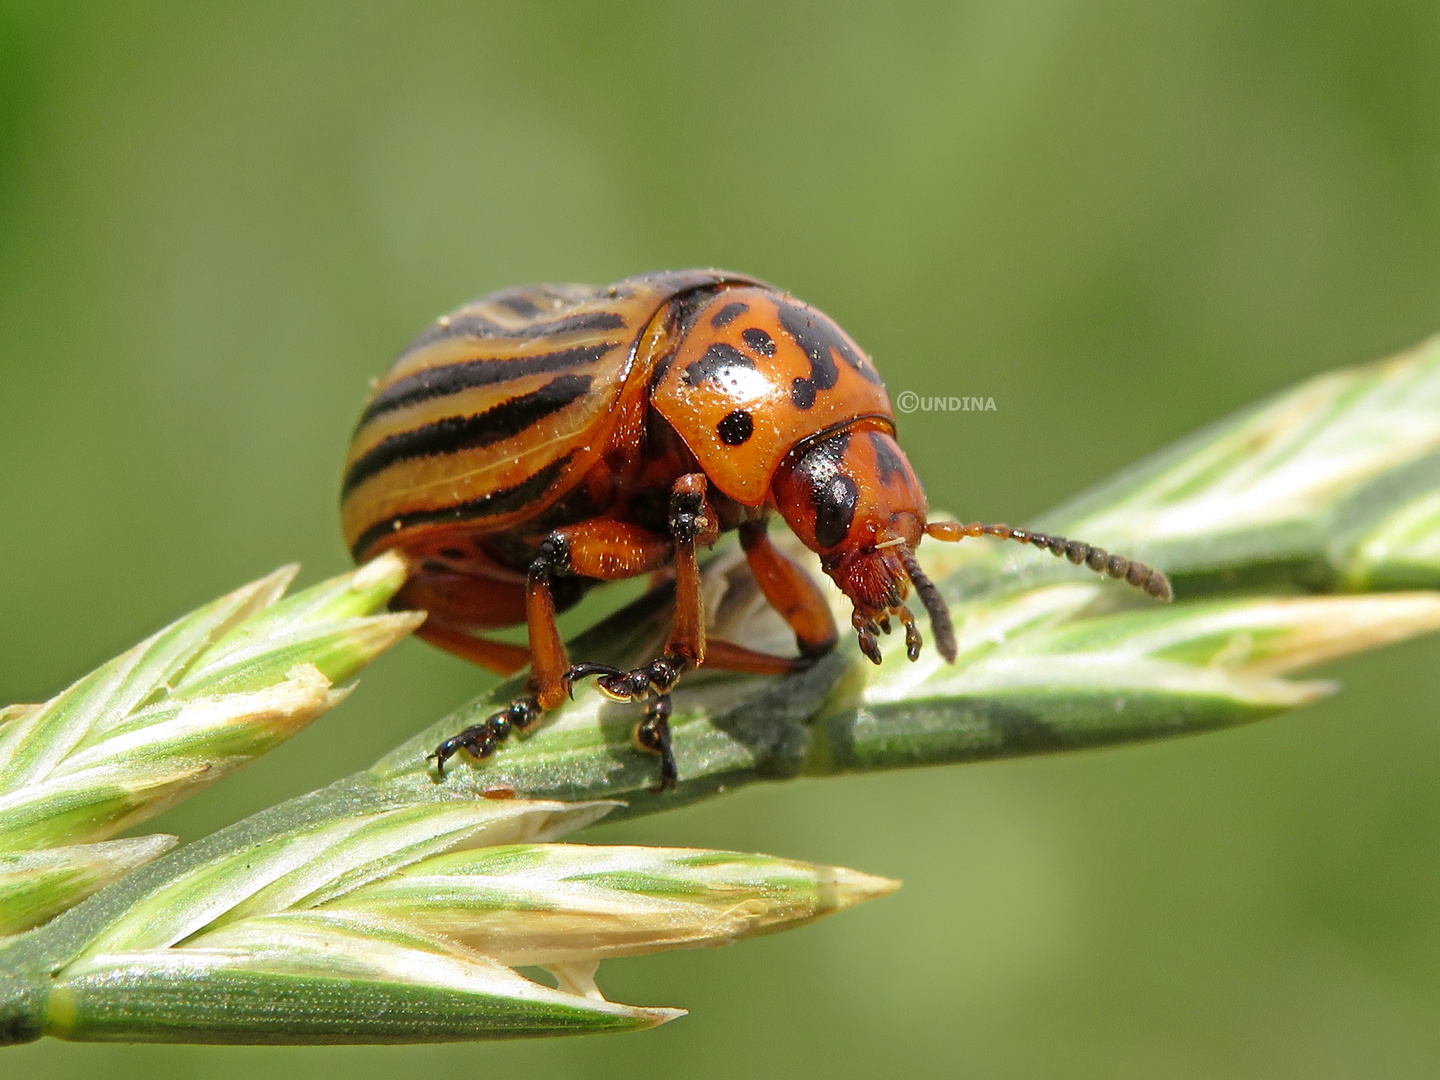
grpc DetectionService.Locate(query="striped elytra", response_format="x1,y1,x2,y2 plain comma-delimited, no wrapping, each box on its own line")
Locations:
341,270,1171,784
343,271,750,563
341,270,893,565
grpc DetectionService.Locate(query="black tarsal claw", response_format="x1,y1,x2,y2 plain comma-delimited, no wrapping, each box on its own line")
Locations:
590,655,688,702
434,740,460,778
432,695,542,780
433,724,492,778
564,662,625,698
597,669,654,701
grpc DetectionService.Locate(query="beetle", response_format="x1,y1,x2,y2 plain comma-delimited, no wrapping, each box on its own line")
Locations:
342,270,1171,789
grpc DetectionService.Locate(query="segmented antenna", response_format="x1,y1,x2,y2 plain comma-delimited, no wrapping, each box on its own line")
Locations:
924,520,1173,602
897,543,958,663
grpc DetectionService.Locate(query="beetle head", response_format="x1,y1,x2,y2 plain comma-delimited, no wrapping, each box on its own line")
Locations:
770,425,956,664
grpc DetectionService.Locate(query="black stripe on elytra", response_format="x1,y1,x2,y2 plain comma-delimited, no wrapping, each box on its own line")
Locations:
496,293,542,317
683,342,755,387
357,343,615,427
648,350,676,393
868,430,908,487
710,301,749,328
400,310,627,358
349,453,574,560
343,373,593,496
777,301,883,409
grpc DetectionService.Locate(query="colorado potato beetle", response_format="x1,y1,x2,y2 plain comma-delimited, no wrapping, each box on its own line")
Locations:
342,270,1171,788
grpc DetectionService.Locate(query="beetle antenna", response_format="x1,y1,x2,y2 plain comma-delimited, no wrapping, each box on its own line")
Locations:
897,543,957,663
924,521,1173,602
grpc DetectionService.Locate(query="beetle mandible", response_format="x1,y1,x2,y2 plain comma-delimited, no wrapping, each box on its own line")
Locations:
342,270,1171,788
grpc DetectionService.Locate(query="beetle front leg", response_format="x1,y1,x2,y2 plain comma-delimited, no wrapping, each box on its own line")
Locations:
563,474,717,789
739,519,839,659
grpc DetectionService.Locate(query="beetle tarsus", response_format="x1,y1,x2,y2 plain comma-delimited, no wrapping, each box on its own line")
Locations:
583,652,688,789
433,655,690,789
634,694,677,792
900,606,923,661
433,693,542,778
855,619,883,665
590,653,690,702
562,662,625,697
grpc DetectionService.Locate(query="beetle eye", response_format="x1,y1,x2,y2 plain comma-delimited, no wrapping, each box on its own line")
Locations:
813,474,860,549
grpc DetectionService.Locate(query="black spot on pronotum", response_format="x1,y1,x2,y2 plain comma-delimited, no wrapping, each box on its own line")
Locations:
710,301,749,328
343,373,592,495
741,327,776,356
717,409,754,445
777,300,883,410
670,286,722,338
683,342,756,387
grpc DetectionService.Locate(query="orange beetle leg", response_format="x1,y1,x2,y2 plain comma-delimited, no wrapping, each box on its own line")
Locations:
434,555,569,778
569,473,720,792
435,501,702,786
702,638,809,677
523,558,573,711
738,521,839,659
664,473,715,665
433,537,582,779
416,623,532,676
534,516,681,701
549,519,675,580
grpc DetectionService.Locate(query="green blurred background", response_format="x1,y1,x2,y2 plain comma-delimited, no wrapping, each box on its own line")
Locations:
4,2,1440,1076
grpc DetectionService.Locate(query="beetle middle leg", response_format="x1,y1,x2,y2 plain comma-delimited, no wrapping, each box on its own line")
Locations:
560,473,718,789
433,518,677,776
